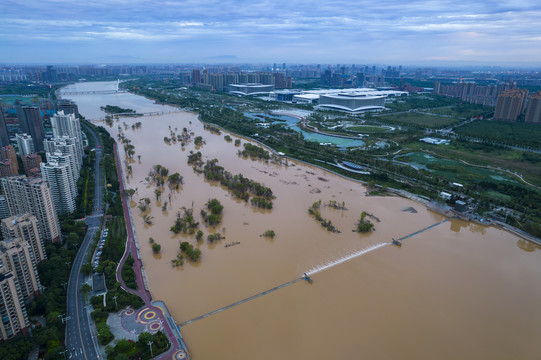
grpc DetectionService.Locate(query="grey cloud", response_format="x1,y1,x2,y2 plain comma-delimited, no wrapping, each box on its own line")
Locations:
0,0,540,64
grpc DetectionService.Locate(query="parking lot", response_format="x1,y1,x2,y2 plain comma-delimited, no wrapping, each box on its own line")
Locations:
93,228,108,268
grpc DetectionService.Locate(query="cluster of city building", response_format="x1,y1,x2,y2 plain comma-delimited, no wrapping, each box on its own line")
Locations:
434,81,541,122
0,99,84,340
181,64,407,93
0,64,151,83
433,81,517,106
186,69,293,92
226,84,408,113
494,89,541,123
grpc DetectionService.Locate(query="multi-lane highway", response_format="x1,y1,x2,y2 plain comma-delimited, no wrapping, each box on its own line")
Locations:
65,123,104,359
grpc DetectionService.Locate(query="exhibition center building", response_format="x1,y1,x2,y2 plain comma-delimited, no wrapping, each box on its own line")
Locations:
299,88,407,113
317,93,387,113
229,83,275,96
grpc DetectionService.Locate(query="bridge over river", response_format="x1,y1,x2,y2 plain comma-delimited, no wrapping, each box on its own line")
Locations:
87,109,185,123
59,89,129,95
178,217,455,328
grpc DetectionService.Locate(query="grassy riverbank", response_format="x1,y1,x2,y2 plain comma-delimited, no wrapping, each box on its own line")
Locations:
119,77,541,238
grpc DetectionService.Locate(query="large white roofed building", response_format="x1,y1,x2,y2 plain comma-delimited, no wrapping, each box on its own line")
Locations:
317,93,387,113
229,83,275,96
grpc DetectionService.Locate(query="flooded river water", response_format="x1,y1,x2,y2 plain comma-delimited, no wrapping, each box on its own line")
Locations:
63,82,541,360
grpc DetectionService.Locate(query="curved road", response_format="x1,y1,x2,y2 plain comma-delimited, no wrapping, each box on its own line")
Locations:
65,123,104,360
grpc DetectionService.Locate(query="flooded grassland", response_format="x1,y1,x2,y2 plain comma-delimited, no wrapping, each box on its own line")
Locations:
66,83,541,360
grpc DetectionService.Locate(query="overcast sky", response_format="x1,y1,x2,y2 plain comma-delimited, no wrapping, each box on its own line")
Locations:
1,0,540,65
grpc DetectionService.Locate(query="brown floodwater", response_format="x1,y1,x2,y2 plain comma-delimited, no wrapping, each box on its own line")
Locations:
66,83,541,360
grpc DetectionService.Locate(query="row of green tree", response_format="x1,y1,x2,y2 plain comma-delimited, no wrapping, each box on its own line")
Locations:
203,158,274,205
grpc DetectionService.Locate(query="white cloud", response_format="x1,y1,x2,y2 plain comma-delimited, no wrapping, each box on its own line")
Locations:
1,0,541,63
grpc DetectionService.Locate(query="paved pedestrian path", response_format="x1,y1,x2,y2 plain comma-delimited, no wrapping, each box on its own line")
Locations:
114,142,190,359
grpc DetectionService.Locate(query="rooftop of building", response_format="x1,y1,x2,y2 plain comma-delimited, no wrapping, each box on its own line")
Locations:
499,89,529,97
229,83,274,88
298,88,408,97
320,93,387,100
23,153,41,159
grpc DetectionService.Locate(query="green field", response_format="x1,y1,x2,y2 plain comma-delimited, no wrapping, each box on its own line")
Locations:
395,151,523,186
428,104,492,119
402,140,541,187
456,120,541,149
376,112,461,129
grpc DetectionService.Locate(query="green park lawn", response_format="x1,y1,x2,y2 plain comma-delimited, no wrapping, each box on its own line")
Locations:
375,112,461,128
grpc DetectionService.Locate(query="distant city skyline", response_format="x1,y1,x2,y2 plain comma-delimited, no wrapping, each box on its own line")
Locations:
1,0,541,65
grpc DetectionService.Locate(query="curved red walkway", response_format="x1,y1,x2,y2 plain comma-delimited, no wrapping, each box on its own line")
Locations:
114,142,189,359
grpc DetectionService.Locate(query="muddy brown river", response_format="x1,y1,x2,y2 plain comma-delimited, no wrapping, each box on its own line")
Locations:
64,82,541,360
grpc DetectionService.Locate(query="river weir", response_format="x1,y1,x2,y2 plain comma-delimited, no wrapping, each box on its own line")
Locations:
64,81,541,360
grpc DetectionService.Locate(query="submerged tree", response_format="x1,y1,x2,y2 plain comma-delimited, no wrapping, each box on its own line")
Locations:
168,173,183,190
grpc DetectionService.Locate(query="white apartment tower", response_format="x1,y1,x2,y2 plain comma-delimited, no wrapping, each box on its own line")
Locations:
46,151,78,193
40,160,76,215
44,137,80,179
0,176,61,242
15,133,34,157
50,111,83,167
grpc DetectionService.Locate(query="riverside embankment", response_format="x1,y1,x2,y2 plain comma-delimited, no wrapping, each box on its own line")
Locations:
64,81,541,360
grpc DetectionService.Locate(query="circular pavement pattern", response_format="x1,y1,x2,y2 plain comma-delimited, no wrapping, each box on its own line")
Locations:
124,308,135,316
147,320,163,334
143,311,156,320
173,350,187,360
120,307,135,317
136,307,158,324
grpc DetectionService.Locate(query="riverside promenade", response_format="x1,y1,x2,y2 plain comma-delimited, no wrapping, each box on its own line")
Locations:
114,142,190,360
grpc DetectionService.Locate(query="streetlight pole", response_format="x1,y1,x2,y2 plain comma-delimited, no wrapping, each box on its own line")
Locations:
148,341,153,357
59,349,67,360
113,295,118,310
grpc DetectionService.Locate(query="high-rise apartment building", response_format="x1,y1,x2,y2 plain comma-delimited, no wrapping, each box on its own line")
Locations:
192,69,201,85
247,73,259,83
0,269,31,340
21,153,42,176
0,107,9,147
0,238,41,303
0,196,9,221
259,73,274,86
434,81,517,106
494,89,529,121
224,73,238,85
44,137,80,180
56,99,79,118
0,161,16,178
2,214,46,264
0,145,18,169
40,160,76,215
0,145,19,177
16,133,35,157
16,106,45,152
50,111,83,167
208,73,225,91
525,91,541,123
0,176,61,242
